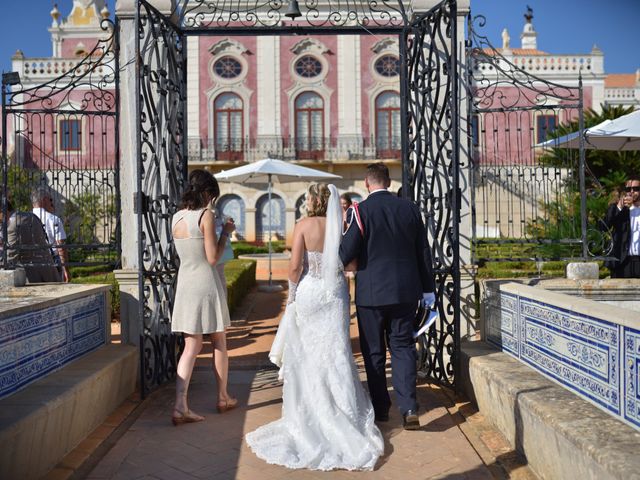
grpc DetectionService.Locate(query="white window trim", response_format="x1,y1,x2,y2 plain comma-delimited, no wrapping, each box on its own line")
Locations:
366,85,400,144
287,86,333,148
372,90,402,151
56,101,85,154
533,112,558,145
289,38,330,85
208,38,250,85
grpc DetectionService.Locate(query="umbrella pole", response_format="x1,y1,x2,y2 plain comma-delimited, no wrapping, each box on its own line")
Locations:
268,173,273,287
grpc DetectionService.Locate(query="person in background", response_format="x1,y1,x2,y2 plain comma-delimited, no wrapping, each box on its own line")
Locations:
214,207,235,299
3,196,60,283
339,192,355,297
31,186,70,282
605,178,640,278
340,192,352,228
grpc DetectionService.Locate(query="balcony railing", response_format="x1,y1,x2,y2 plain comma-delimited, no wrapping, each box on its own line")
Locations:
187,136,402,162
12,55,117,85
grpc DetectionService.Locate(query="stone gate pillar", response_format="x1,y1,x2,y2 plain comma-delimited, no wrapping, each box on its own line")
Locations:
114,0,176,346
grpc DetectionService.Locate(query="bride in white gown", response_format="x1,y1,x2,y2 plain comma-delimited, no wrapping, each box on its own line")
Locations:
245,183,384,471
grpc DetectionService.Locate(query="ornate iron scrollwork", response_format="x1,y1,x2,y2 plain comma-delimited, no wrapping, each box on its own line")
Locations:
135,0,461,393
466,14,609,262
1,18,119,269
175,0,407,29
404,0,460,387
137,1,188,395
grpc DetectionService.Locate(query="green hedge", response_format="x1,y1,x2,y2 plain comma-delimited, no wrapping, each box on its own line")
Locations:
477,260,610,279
71,272,120,320
232,241,286,258
224,259,257,312
71,260,257,321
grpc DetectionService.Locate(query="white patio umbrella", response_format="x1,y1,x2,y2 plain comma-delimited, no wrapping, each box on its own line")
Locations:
538,109,640,151
215,158,341,291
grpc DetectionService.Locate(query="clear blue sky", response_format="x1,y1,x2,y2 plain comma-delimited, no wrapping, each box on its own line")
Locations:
0,1,638,74
472,0,640,73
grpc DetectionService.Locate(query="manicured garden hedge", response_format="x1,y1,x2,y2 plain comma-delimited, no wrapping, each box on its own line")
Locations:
474,242,611,279
70,258,257,322
232,241,286,258
224,259,257,312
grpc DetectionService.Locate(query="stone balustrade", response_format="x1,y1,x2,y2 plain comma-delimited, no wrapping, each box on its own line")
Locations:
11,56,116,85
473,52,605,77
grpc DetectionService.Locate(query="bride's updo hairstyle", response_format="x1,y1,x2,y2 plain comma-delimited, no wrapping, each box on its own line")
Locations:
180,169,220,210
306,183,331,217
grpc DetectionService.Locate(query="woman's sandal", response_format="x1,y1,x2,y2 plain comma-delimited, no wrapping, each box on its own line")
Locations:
216,397,238,414
171,409,205,426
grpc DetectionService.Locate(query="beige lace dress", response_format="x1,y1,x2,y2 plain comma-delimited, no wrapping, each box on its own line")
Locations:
171,208,230,334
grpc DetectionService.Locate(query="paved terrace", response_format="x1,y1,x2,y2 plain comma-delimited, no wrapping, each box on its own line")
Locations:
43,282,537,480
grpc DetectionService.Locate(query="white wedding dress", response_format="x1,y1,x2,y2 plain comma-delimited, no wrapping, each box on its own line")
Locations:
245,186,384,471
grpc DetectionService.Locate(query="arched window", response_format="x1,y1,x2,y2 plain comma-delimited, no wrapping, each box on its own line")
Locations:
375,91,401,159
256,194,285,242
214,93,243,161
295,92,324,160
217,194,245,239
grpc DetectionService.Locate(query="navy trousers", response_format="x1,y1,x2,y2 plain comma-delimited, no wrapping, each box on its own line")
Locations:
356,302,418,416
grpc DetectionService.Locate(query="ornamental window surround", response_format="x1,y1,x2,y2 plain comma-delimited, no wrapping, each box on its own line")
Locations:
206,38,253,158
294,92,325,159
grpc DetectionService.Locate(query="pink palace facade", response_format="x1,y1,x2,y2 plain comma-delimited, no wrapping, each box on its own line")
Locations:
7,0,640,243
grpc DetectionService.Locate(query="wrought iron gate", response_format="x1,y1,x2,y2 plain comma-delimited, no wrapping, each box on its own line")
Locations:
135,0,461,394
1,19,120,270
466,15,597,263
136,1,188,394
404,3,460,386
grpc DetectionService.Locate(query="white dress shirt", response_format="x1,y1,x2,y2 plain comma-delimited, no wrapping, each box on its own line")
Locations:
32,208,66,244
629,206,640,256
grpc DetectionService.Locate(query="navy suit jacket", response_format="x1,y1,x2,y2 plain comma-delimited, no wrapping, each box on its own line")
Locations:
339,191,435,307
604,203,631,269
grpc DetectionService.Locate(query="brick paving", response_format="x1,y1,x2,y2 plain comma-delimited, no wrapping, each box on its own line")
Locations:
40,278,535,479
81,282,506,480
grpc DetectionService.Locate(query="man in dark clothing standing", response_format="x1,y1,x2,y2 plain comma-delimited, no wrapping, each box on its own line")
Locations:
339,163,436,430
605,178,640,278
2,197,59,283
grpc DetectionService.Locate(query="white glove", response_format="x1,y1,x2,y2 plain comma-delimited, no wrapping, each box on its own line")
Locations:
422,292,436,309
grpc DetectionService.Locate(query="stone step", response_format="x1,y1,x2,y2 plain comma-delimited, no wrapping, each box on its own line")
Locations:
461,341,640,480
0,344,138,480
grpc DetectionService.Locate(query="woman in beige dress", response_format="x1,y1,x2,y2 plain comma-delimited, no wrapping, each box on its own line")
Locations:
171,169,237,425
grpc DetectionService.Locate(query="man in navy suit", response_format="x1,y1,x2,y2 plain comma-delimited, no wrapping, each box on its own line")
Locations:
339,163,436,430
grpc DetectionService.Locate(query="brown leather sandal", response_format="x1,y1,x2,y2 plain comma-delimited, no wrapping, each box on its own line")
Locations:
171,409,205,426
216,397,238,414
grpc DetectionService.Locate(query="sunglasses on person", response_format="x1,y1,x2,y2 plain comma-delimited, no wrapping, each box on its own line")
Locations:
625,186,640,192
